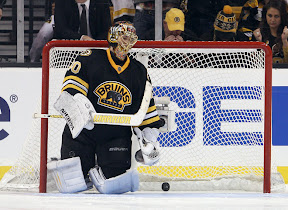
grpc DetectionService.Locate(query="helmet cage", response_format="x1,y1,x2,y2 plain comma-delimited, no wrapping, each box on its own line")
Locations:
107,21,138,52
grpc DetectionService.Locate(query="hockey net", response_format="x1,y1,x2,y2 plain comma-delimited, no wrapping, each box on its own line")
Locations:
0,40,285,193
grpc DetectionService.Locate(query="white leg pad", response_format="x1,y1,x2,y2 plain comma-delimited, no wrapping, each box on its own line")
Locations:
47,157,88,193
89,167,139,194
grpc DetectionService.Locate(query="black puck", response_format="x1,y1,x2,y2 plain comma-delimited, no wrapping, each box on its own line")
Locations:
162,182,170,191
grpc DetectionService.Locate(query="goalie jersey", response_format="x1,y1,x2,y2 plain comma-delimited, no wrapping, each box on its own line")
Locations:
61,48,162,140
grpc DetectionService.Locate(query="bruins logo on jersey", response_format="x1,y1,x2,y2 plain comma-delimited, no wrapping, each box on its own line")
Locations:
94,81,132,112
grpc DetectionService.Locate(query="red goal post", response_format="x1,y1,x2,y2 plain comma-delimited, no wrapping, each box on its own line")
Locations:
38,40,273,193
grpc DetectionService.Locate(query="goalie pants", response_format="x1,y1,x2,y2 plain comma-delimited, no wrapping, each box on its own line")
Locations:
61,125,132,179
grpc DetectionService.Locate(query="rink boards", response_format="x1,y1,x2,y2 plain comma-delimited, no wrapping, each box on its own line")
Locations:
0,67,287,183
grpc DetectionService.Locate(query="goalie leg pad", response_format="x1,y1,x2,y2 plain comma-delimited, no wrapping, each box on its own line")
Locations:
89,167,139,194
47,157,88,193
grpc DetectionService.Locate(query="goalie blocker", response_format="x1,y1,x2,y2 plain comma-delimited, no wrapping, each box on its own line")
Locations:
54,91,96,139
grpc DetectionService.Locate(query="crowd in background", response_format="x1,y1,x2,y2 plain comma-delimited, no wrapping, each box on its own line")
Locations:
0,0,288,64
113,0,288,63
0,0,6,19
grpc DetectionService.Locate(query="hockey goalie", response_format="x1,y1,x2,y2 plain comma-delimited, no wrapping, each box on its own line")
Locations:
47,21,164,194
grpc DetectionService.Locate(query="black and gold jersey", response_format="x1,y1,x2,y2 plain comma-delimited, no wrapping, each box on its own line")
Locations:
264,34,288,64
61,48,161,141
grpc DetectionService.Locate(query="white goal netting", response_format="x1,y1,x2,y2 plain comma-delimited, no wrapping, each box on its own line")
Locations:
0,41,285,193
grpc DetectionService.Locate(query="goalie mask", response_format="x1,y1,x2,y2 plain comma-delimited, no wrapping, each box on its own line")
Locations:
107,21,138,60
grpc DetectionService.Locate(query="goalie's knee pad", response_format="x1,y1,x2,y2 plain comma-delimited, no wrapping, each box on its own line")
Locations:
89,166,139,194
47,157,89,193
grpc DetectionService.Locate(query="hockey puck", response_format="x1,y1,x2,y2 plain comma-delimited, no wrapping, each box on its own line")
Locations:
162,182,170,191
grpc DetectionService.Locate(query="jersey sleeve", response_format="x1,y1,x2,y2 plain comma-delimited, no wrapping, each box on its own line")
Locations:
138,97,163,130
61,51,90,96
138,73,163,130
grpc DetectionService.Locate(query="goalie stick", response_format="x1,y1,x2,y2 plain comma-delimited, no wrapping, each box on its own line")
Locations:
34,81,152,126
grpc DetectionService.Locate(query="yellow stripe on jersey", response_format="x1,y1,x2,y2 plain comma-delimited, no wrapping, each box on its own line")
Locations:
147,105,156,113
62,84,87,96
138,102,160,127
113,8,135,19
139,115,161,127
63,76,89,89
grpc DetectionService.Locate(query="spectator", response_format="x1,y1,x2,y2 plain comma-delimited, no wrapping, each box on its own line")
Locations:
214,5,239,41
255,1,272,24
183,0,230,40
259,0,270,8
133,0,180,40
111,0,135,23
0,0,6,20
29,1,55,62
237,0,261,41
54,0,111,40
201,5,238,41
228,0,248,6
257,0,271,14
142,8,199,41
253,0,288,63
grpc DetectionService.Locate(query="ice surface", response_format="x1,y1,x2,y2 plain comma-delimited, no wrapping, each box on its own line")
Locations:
0,185,287,210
